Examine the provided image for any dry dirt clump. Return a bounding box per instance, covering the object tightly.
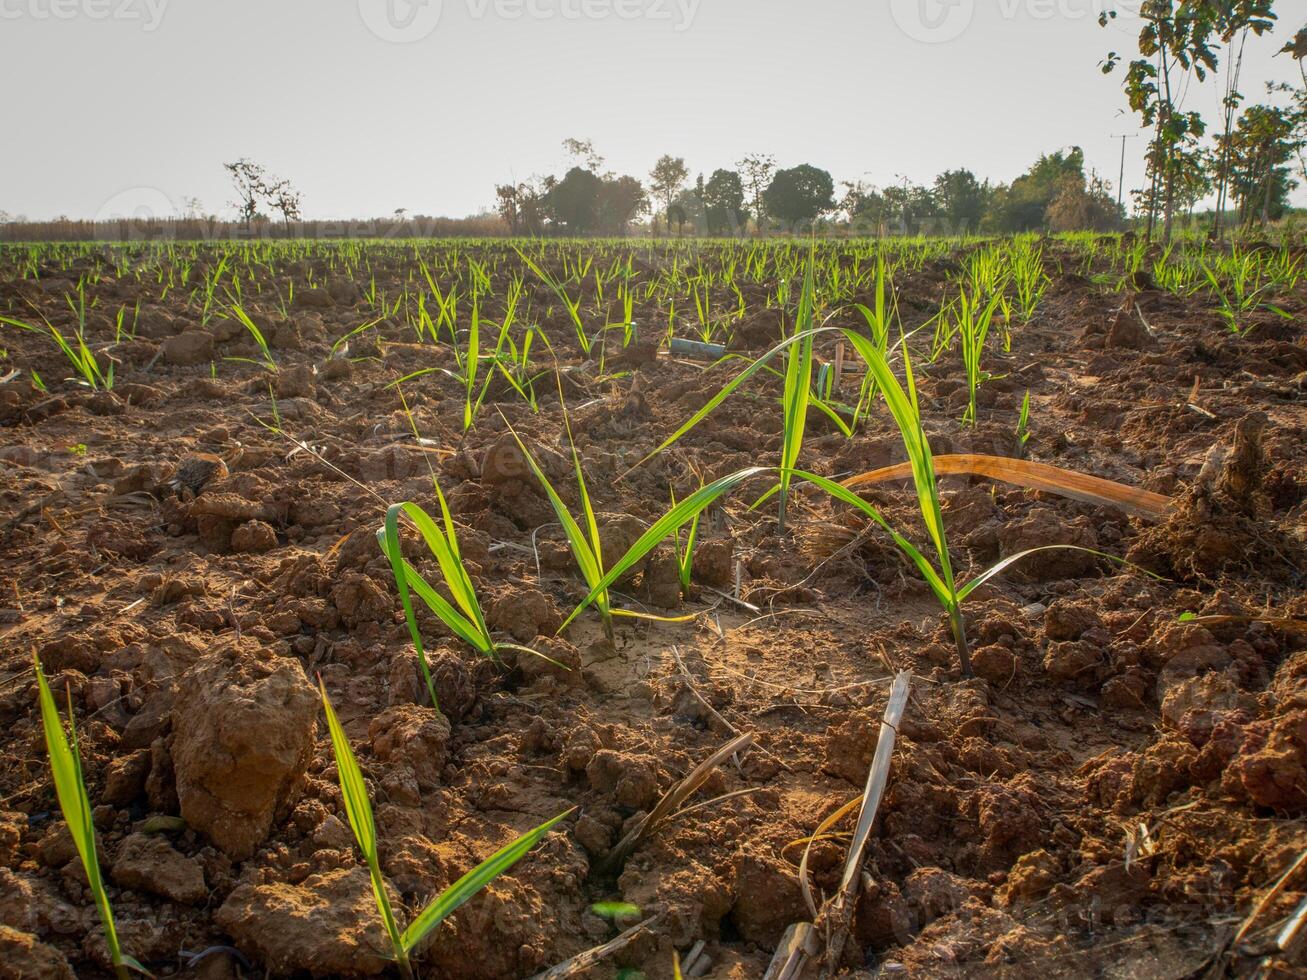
[216,866,392,976]
[0,925,75,979]
[169,644,318,859]
[1130,413,1306,583]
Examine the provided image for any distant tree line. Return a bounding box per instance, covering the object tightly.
[493,140,1127,237]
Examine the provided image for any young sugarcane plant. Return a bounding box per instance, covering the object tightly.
[378,478,549,714]
[628,321,1134,677]
[388,285,534,430]
[804,335,1141,678]
[504,392,693,643]
[1015,390,1033,456]
[517,248,594,355]
[848,249,895,428]
[776,249,817,532]
[320,681,572,980]
[559,466,773,633]
[1,312,112,391]
[956,285,1004,426]
[34,654,146,980]
[671,483,703,595]
[1010,241,1048,323]
[725,243,819,531]
[227,302,276,372]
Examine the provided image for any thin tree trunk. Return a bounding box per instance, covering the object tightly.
[1159,42,1177,245]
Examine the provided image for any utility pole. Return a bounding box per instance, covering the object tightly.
[1111,133,1140,216]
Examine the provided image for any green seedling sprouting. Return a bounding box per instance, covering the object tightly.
[379,483,549,712]
[320,681,571,980]
[35,654,148,980]
[506,388,693,642]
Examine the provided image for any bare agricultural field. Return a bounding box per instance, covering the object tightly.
[1,235,1305,979]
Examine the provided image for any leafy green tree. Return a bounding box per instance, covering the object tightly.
[1228,102,1304,225]
[880,180,938,235]
[1206,3,1279,238]
[649,155,689,235]
[542,167,604,233]
[539,168,649,235]
[1278,26,1307,188]
[764,164,835,229]
[984,149,1087,232]
[1101,1,1274,241]
[932,169,989,232]
[1046,171,1125,231]
[839,180,885,233]
[736,153,776,233]
[703,169,747,235]
[495,179,549,235]
[667,187,704,236]
[596,175,649,235]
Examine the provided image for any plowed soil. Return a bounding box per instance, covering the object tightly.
[1,240,1305,979]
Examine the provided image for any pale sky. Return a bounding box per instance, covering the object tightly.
[2,0,1304,221]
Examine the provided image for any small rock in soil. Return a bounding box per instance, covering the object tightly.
[369,703,451,792]
[728,846,806,946]
[0,925,75,980]
[230,519,277,553]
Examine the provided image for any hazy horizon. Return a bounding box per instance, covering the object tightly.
[3,0,1304,223]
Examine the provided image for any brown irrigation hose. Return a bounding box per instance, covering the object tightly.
[842,454,1174,521]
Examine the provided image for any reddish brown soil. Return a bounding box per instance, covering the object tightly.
[0,241,1305,979]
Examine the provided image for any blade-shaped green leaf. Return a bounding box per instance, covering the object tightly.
[400,807,574,954]
[34,654,130,977]
[320,682,408,967]
[559,466,771,632]
[955,545,1157,602]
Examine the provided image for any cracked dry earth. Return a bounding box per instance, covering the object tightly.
[0,239,1305,979]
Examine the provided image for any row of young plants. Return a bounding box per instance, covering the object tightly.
[3,231,1297,399]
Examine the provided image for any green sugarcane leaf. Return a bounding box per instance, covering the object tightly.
[956,545,1158,602]
[790,470,951,604]
[560,466,771,632]
[34,655,129,974]
[320,682,377,860]
[401,808,575,954]
[320,683,408,964]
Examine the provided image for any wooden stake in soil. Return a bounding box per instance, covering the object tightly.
[762,923,819,980]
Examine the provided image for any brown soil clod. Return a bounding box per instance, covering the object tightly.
[1130,412,1305,583]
